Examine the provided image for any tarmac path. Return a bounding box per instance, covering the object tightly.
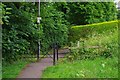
[17,48,70,78]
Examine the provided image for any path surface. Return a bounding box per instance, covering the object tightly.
[17,48,70,78]
[17,58,53,78]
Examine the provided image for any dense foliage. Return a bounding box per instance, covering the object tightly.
[40,3,68,53]
[2,2,68,63]
[42,20,118,78]
[56,2,117,25]
[68,20,118,60]
[1,2,117,63]
[1,2,118,78]
[2,3,39,63]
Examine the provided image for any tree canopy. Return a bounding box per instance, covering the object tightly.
[57,2,117,25]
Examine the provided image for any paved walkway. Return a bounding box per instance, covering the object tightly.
[17,57,53,78]
[17,48,70,78]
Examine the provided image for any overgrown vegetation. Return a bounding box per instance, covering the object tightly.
[68,20,118,60]
[42,20,118,78]
[2,2,117,63]
[1,1,118,78]
[2,3,40,63]
[2,2,68,63]
[68,27,118,60]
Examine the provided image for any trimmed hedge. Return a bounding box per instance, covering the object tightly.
[69,20,118,42]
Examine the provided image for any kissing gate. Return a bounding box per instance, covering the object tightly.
[53,42,59,65]
[37,0,59,65]
[37,42,59,65]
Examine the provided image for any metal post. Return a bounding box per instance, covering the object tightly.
[38,0,40,17]
[56,43,58,61]
[53,43,56,65]
[37,0,41,61]
[37,41,40,60]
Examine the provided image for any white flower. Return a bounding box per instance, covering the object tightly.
[102,63,105,67]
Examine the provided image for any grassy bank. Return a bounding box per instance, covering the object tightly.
[2,60,29,78]
[42,20,118,78]
[42,57,118,78]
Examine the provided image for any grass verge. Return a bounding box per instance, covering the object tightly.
[42,57,118,78]
[2,60,29,78]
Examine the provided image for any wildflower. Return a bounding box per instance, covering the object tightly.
[102,63,105,68]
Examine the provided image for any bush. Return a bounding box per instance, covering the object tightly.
[67,20,118,61]
[69,20,118,42]
[2,3,40,63]
[68,31,118,60]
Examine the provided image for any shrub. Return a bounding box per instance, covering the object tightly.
[67,20,118,60]
[69,20,118,42]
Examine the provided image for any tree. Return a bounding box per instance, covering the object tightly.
[2,2,68,63]
[57,2,117,25]
[40,3,68,53]
[2,2,40,63]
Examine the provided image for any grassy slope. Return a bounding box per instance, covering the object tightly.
[2,60,29,78]
[84,29,118,46]
[42,22,118,78]
[42,57,118,78]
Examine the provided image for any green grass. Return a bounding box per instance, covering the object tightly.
[42,21,118,78]
[42,32,118,78]
[42,57,118,78]
[84,29,118,46]
[2,60,29,78]
[42,29,118,78]
[2,54,44,78]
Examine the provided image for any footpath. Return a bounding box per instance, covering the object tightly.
[17,48,69,78]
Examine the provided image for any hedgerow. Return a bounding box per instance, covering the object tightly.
[69,20,118,42]
[68,20,118,60]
